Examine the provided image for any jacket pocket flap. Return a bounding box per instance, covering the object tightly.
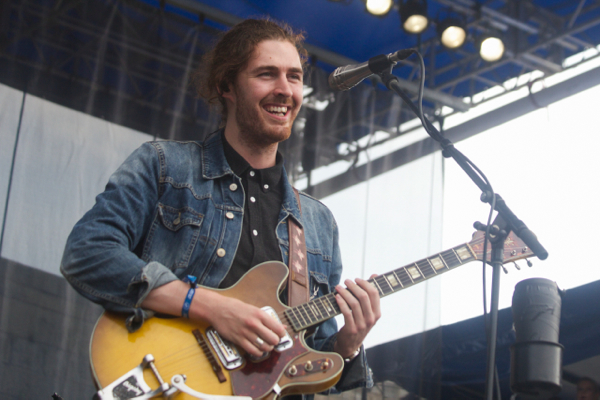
[158,204,203,231]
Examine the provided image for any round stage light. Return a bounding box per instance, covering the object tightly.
[400,0,429,34]
[364,0,393,16]
[480,36,505,62]
[437,18,466,49]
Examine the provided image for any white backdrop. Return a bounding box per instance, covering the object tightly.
[440,82,600,325]
[322,152,444,348]
[0,85,151,275]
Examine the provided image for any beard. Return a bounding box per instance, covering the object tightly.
[233,89,297,149]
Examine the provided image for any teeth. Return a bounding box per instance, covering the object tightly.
[265,106,288,114]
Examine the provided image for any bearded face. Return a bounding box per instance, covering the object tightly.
[223,40,304,149]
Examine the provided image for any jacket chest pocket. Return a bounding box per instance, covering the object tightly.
[142,203,204,272]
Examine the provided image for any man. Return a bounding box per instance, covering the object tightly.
[61,18,380,397]
[577,377,600,400]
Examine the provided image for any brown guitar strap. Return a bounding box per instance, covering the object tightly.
[287,188,309,307]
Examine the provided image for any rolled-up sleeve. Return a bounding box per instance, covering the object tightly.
[60,142,178,331]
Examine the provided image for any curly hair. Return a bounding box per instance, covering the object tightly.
[193,18,308,125]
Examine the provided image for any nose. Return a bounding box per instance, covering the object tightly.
[273,75,293,98]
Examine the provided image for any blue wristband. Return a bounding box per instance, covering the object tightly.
[181,275,197,319]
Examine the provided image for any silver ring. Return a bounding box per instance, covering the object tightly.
[256,337,264,346]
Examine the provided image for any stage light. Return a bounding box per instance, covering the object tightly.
[437,18,466,49]
[400,0,429,34]
[480,34,505,62]
[364,0,393,16]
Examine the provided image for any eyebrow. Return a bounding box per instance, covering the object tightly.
[252,65,304,75]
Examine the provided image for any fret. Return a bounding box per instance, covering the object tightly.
[302,303,316,325]
[313,297,330,319]
[404,266,416,283]
[313,298,335,320]
[323,295,337,315]
[396,268,413,286]
[425,258,438,275]
[450,248,463,265]
[430,255,449,272]
[443,249,461,268]
[287,308,301,331]
[407,263,424,281]
[390,271,404,289]
[381,274,395,294]
[309,301,324,320]
[455,244,475,262]
[416,262,427,278]
[372,278,384,296]
[296,304,309,327]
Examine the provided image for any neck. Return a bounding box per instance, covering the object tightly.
[224,126,279,170]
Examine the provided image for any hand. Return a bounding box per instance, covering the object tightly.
[141,281,287,358]
[333,274,381,358]
[196,289,287,357]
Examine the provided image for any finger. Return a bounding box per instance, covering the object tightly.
[334,290,356,328]
[342,280,371,325]
[240,337,269,357]
[356,278,381,318]
[252,335,275,352]
[335,285,360,329]
[256,311,287,344]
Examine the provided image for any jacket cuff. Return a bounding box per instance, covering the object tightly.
[125,261,179,332]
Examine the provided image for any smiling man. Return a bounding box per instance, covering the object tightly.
[61,19,379,398]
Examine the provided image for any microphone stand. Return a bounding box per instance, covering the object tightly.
[376,67,548,399]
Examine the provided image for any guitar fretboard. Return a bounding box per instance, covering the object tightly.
[284,242,476,332]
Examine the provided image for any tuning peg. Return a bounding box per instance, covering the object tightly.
[526,259,533,267]
[501,264,508,274]
[513,262,521,271]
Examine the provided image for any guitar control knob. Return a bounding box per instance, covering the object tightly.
[322,361,329,370]
[304,361,313,371]
[288,365,297,376]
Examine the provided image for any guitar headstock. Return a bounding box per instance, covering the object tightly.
[469,230,534,263]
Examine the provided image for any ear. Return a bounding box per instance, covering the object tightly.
[219,82,235,102]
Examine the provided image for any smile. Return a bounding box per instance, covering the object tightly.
[264,105,289,117]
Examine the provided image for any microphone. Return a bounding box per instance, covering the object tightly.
[328,49,414,91]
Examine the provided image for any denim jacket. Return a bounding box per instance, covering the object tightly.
[60,131,372,394]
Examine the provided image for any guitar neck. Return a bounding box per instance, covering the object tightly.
[284,242,477,332]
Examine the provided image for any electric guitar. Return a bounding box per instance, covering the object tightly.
[90,231,534,399]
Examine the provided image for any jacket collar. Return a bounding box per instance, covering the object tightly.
[201,129,233,180]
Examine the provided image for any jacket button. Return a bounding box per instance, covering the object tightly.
[216,248,226,257]
[229,183,238,191]
[226,212,234,220]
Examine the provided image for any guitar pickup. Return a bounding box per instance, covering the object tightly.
[206,328,243,370]
[261,306,293,352]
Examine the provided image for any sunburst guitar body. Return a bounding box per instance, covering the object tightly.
[90,261,343,400]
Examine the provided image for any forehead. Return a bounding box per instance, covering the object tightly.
[246,39,302,71]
